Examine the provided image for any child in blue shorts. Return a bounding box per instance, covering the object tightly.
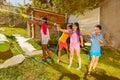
[83,25,104,75]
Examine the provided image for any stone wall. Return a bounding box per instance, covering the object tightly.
[100,0,120,49]
[0,16,25,26]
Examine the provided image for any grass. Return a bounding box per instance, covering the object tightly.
[0,42,10,52]
[0,26,27,61]
[0,25,28,37]
[0,47,120,80]
[0,25,42,61]
[0,26,28,61]
[0,26,120,80]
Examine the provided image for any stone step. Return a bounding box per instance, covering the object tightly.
[0,54,25,69]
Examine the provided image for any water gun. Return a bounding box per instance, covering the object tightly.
[21,13,31,19]
[53,23,57,29]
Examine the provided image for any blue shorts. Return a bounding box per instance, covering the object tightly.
[90,52,102,56]
[88,52,102,61]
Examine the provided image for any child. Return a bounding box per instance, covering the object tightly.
[57,22,84,70]
[24,16,52,62]
[82,25,104,75]
[57,23,72,63]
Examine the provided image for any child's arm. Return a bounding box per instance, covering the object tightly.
[21,14,40,26]
[81,28,91,36]
[82,30,92,36]
[94,35,104,44]
[57,24,69,33]
[59,29,69,33]
[25,19,40,26]
[80,35,84,47]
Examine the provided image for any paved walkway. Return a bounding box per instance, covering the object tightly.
[0,34,43,69]
[13,34,36,52]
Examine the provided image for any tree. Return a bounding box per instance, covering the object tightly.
[31,0,52,9]
[0,0,8,5]
[31,0,104,15]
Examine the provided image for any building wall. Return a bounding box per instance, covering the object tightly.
[68,8,100,32]
[78,8,100,32]
[100,0,120,49]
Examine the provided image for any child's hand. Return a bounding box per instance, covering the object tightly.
[80,42,84,47]
[56,24,61,31]
[94,35,98,39]
[94,35,103,43]
[54,23,57,26]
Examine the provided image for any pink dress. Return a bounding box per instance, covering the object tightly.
[69,30,82,51]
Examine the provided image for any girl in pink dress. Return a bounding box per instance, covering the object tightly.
[57,22,84,70]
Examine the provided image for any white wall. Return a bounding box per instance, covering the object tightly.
[68,8,100,32]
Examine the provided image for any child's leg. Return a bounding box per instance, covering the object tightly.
[42,45,47,61]
[57,49,62,63]
[88,56,95,72]
[46,47,52,58]
[68,43,74,68]
[69,49,74,65]
[44,44,52,58]
[93,56,99,70]
[42,39,51,58]
[64,44,69,59]
[66,48,69,59]
[75,49,81,66]
[57,41,63,63]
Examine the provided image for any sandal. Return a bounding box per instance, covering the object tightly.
[68,64,72,68]
[57,59,60,63]
[87,71,91,76]
[76,66,81,70]
[93,69,98,74]
[42,58,47,62]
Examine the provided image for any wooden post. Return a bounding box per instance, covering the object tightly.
[65,13,68,23]
[31,11,35,38]
[27,22,30,37]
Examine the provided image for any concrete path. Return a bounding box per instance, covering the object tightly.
[13,34,36,52]
[0,34,43,69]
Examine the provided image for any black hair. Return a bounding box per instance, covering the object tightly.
[42,16,47,24]
[67,24,72,29]
[73,22,80,36]
[95,25,102,30]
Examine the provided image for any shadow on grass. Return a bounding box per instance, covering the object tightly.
[59,60,68,65]
[49,63,80,80]
[84,68,120,80]
[100,47,120,69]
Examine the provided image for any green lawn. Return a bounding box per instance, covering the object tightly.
[0,26,27,61]
[0,42,10,52]
[0,26,41,61]
[0,25,28,37]
[0,26,120,80]
[0,47,120,80]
